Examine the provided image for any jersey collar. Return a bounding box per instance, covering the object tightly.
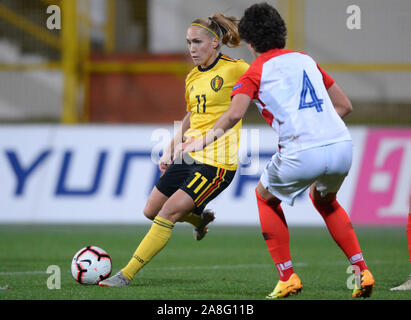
[197,53,222,72]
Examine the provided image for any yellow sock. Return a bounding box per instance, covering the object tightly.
[121,216,174,280]
[178,212,201,228]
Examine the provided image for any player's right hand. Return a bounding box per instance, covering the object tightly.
[158,152,173,172]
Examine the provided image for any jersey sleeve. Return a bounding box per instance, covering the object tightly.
[231,67,260,100]
[237,60,250,77]
[185,88,190,112]
[317,64,335,90]
[185,73,192,112]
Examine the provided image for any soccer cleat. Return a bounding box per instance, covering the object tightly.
[193,209,215,241]
[352,269,375,298]
[98,271,130,287]
[266,273,302,299]
[390,275,411,291]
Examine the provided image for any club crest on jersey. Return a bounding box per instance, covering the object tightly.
[210,75,224,92]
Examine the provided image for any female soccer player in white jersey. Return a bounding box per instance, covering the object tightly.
[99,13,249,287]
[177,3,375,299]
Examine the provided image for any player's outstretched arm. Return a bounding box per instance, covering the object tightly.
[175,94,251,157]
[328,83,353,118]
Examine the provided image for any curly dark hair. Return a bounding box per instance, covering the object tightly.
[238,3,287,53]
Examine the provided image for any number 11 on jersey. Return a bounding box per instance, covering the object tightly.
[196,94,206,113]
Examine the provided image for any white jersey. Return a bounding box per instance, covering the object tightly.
[232,49,351,153]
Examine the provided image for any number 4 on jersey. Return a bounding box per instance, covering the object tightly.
[299,70,323,112]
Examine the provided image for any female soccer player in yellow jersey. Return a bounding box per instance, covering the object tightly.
[99,13,249,287]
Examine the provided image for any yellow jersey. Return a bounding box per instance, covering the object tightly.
[184,53,249,170]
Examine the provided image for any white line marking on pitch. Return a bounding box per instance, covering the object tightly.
[0,271,46,276]
[149,262,307,272]
[0,260,389,276]
[0,263,307,276]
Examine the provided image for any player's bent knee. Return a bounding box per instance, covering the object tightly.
[310,191,339,216]
[143,205,157,221]
[157,206,187,224]
[309,185,336,203]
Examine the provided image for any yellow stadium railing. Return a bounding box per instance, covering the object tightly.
[104,0,116,53]
[61,0,79,124]
[0,0,115,124]
[0,0,410,124]
[0,2,61,50]
[86,61,191,76]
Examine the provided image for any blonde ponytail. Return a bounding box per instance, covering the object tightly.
[191,13,241,48]
[210,13,241,48]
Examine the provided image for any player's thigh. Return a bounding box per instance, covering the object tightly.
[261,149,324,206]
[256,181,281,206]
[157,189,196,223]
[144,186,169,220]
[155,158,193,199]
[312,141,352,199]
[181,165,235,214]
[158,164,235,223]
[311,175,344,202]
[149,157,194,219]
[309,184,336,202]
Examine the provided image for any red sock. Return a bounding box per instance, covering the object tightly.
[310,194,368,271]
[256,189,294,281]
[407,213,411,263]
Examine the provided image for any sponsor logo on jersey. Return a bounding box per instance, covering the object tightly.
[210,75,224,92]
[233,83,242,91]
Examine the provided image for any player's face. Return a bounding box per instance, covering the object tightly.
[186,26,219,68]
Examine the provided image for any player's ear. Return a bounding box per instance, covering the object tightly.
[212,37,219,50]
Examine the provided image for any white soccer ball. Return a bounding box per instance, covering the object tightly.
[71,246,112,285]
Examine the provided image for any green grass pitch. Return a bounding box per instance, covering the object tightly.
[0,224,409,300]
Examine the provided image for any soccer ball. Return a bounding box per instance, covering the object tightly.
[71,246,112,285]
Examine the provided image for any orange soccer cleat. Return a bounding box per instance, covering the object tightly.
[352,269,375,298]
[266,273,303,299]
